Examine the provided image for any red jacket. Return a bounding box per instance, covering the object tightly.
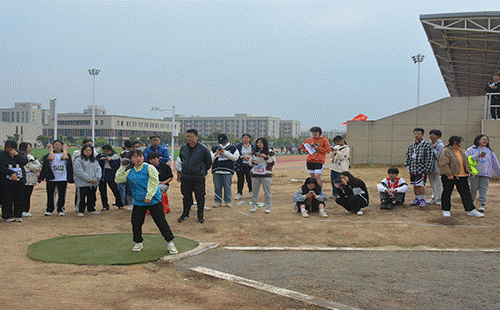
[300,136,331,164]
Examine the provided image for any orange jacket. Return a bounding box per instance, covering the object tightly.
[300,136,331,164]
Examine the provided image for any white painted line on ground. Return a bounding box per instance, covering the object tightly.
[189,266,360,310]
[310,218,500,228]
[224,246,500,252]
[159,242,219,263]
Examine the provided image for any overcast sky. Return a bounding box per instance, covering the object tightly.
[0,1,495,131]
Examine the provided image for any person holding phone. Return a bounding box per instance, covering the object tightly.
[465,134,500,212]
[292,177,328,218]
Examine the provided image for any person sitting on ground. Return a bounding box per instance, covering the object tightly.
[292,177,328,218]
[334,171,369,215]
[377,167,408,210]
[147,152,173,194]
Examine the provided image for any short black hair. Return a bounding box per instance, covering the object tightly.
[242,133,251,139]
[19,142,31,152]
[387,167,399,175]
[53,139,64,145]
[413,128,425,135]
[102,144,113,151]
[447,135,463,147]
[124,139,132,148]
[429,129,442,138]
[4,140,17,150]
[149,135,160,140]
[186,129,198,136]
[129,149,144,159]
[82,139,93,145]
[147,152,160,160]
[310,126,322,135]
[132,140,142,147]
[333,135,345,143]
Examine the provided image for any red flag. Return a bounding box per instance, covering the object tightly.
[342,114,368,125]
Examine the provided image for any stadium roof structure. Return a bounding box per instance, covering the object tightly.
[420,12,500,97]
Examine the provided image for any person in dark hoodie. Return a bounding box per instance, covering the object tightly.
[38,140,74,216]
[210,133,239,208]
[0,140,28,222]
[96,144,124,211]
[334,171,369,215]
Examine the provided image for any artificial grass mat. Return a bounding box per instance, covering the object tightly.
[27,234,199,265]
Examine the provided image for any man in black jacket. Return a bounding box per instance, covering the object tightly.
[175,129,212,223]
[96,144,123,211]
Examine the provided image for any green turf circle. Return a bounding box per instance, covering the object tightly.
[27,234,199,265]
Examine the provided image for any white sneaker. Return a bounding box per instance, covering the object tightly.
[427,197,437,204]
[213,203,222,208]
[265,207,271,213]
[250,205,258,213]
[225,203,232,208]
[167,242,178,254]
[477,205,485,212]
[436,200,442,206]
[2,218,15,222]
[356,210,363,215]
[127,205,133,211]
[15,218,22,222]
[44,212,55,216]
[58,212,65,216]
[319,209,328,218]
[301,209,309,218]
[204,206,211,211]
[442,211,451,217]
[22,212,32,217]
[234,193,242,200]
[467,209,484,218]
[90,211,101,215]
[76,213,84,217]
[132,243,143,252]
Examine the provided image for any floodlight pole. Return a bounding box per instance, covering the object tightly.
[151,106,176,168]
[53,98,57,141]
[411,54,425,107]
[88,68,100,144]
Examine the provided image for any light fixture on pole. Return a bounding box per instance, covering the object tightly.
[88,68,100,143]
[411,54,425,107]
[151,106,177,169]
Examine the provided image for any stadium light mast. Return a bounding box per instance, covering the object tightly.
[411,54,425,107]
[151,105,177,169]
[88,68,100,144]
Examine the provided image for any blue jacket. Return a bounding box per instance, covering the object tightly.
[144,145,170,163]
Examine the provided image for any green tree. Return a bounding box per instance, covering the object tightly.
[139,135,149,145]
[94,137,108,147]
[36,134,50,147]
[6,133,21,143]
[129,136,137,143]
[65,136,76,146]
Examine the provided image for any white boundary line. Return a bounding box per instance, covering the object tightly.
[189,266,360,310]
[309,218,500,228]
[224,246,500,252]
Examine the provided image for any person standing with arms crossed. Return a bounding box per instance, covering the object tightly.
[405,128,433,208]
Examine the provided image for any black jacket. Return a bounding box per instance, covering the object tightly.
[96,152,121,182]
[39,153,74,183]
[338,178,369,205]
[155,161,173,182]
[0,150,28,184]
[178,143,212,180]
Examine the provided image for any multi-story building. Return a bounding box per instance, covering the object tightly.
[177,114,300,138]
[279,120,301,138]
[0,102,48,144]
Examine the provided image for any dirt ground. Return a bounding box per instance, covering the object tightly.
[1,156,499,309]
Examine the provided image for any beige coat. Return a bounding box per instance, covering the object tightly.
[437,146,471,177]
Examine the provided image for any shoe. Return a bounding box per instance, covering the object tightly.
[356,210,363,215]
[132,243,143,252]
[44,212,55,216]
[198,217,206,223]
[410,199,420,206]
[477,205,485,212]
[76,213,84,217]
[319,209,328,218]
[213,203,222,208]
[265,207,271,213]
[225,203,232,208]
[248,192,252,197]
[301,209,309,218]
[178,215,190,223]
[22,212,32,217]
[442,211,451,217]
[89,211,101,215]
[427,197,437,204]
[234,193,242,200]
[250,205,258,213]
[387,202,395,210]
[380,201,390,210]
[467,209,484,218]
[204,206,211,211]
[15,218,22,222]
[127,205,133,211]
[2,218,15,222]
[117,206,124,210]
[436,200,442,206]
[101,207,110,211]
[419,200,427,208]
[167,242,178,254]
[58,212,65,216]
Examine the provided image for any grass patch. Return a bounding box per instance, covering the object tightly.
[27,233,198,265]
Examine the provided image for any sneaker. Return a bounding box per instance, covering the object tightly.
[167,242,178,254]
[89,211,101,215]
[132,243,143,252]
[178,215,190,223]
[15,218,22,222]
[117,206,124,210]
[58,212,65,216]
[126,205,133,211]
[477,205,485,212]
[44,212,55,216]
[213,203,222,208]
[410,199,420,206]
[380,201,390,210]
[436,200,442,206]
[198,217,206,224]
[301,209,309,218]
[387,202,395,210]
[250,205,258,213]
[101,207,110,211]
[2,218,15,222]
[22,212,32,217]
[265,207,271,213]
[419,200,427,208]
[234,193,242,200]
[467,209,484,218]
[76,213,84,217]
[442,211,451,217]
[204,206,211,211]
[225,203,232,208]
[356,210,363,215]
[319,209,328,218]
[427,197,437,205]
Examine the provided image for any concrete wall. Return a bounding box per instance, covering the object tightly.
[347,96,485,165]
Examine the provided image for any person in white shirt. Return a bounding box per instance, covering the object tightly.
[377,167,408,210]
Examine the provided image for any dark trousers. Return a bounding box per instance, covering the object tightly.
[46,181,67,213]
[441,175,474,212]
[99,181,123,208]
[181,178,206,219]
[380,192,405,205]
[330,170,341,195]
[77,186,97,213]
[335,195,368,213]
[22,185,35,212]
[1,183,24,219]
[131,202,174,243]
[491,101,500,119]
[296,200,324,212]
[236,165,252,194]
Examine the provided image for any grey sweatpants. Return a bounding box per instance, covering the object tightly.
[469,175,490,206]
[251,177,272,208]
[428,172,443,201]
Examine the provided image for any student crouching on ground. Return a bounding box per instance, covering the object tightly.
[334,171,369,215]
[292,177,328,218]
[115,149,178,253]
[377,167,408,210]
